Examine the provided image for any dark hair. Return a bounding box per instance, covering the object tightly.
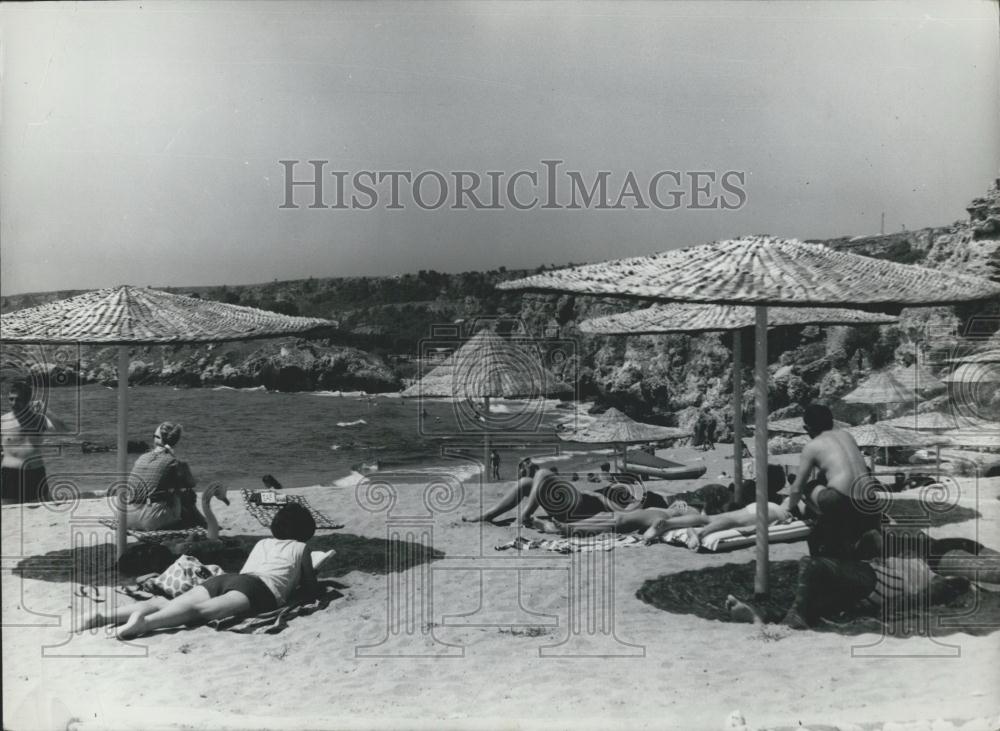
[803,403,834,433]
[270,503,316,541]
[600,462,611,472]
[8,380,32,399]
[529,463,541,477]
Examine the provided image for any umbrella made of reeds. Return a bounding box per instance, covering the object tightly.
[891,356,945,393]
[557,406,687,471]
[946,349,1000,364]
[580,302,895,489]
[845,422,949,472]
[499,235,1000,594]
[882,410,958,432]
[766,416,851,434]
[942,362,1000,384]
[0,286,334,556]
[842,370,919,408]
[401,328,571,479]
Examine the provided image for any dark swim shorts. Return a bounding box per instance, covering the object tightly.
[1,465,50,503]
[200,573,278,614]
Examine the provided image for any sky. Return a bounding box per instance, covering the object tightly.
[1,0,998,295]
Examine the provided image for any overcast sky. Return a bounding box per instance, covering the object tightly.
[1,0,997,295]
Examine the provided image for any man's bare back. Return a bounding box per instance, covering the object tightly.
[799,429,871,501]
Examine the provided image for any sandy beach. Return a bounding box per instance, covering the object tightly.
[3,444,998,731]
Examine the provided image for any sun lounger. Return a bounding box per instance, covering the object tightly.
[624,450,708,480]
[97,519,208,544]
[240,489,344,530]
[660,520,811,552]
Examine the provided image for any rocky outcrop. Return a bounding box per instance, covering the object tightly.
[67,340,400,393]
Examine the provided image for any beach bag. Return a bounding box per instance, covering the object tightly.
[150,554,225,599]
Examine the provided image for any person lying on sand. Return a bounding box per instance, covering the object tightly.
[463,465,633,529]
[552,492,792,546]
[725,536,1000,629]
[80,503,320,640]
[547,470,786,544]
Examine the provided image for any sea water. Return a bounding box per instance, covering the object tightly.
[36,385,604,495]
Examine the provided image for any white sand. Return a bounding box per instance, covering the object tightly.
[3,444,999,731]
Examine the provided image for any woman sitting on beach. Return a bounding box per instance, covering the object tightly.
[125,422,204,531]
[83,503,319,639]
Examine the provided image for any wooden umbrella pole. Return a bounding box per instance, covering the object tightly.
[732,331,743,492]
[116,346,129,558]
[754,306,769,596]
[483,396,491,483]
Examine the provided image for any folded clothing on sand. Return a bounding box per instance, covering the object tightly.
[660,520,811,552]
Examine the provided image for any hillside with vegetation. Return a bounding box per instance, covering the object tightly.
[3,181,998,426]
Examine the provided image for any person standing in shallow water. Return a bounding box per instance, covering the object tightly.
[1,380,68,504]
[490,449,501,481]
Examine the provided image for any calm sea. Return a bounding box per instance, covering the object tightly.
[35,385,600,495]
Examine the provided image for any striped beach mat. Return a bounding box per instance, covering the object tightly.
[661,520,811,552]
[494,534,647,553]
[97,519,208,544]
[240,489,344,530]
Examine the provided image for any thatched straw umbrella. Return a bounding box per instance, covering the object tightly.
[766,416,850,434]
[580,303,894,489]
[499,235,1000,594]
[845,422,948,471]
[942,362,1000,384]
[842,371,921,466]
[843,370,918,409]
[401,328,571,479]
[0,286,334,556]
[882,410,958,432]
[556,406,686,472]
[946,349,1000,364]
[891,356,945,393]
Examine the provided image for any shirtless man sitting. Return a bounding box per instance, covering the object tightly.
[786,403,882,559]
[1,380,68,504]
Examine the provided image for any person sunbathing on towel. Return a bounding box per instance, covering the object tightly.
[555,491,791,546]
[549,470,786,544]
[463,465,633,529]
[80,503,321,639]
[725,536,1000,629]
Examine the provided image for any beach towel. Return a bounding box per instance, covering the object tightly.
[98,518,208,544]
[241,489,344,530]
[207,583,342,634]
[494,534,647,554]
[660,520,811,552]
